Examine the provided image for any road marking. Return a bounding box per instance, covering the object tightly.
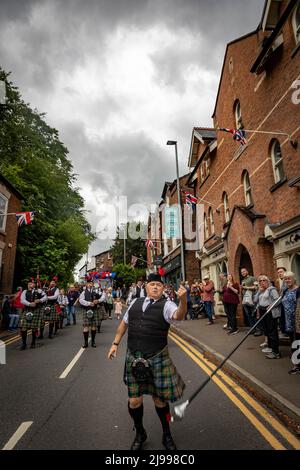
[169,333,286,450]
[3,323,50,346]
[59,339,91,379]
[2,421,33,450]
[170,332,300,450]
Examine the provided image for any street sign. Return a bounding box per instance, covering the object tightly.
[165,205,180,238]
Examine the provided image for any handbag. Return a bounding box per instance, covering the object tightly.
[242,289,254,306]
[131,357,152,382]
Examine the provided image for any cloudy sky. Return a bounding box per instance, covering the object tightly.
[0,0,264,272]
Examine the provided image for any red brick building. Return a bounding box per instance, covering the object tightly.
[0,173,23,296]
[187,0,300,315]
[95,250,113,273]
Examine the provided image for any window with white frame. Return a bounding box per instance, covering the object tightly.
[243,171,253,207]
[234,100,243,129]
[204,213,209,240]
[223,192,230,223]
[0,194,8,231]
[205,157,210,177]
[292,1,300,44]
[271,139,285,183]
[209,208,215,234]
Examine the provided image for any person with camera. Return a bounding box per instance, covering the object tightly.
[107,273,187,451]
[79,281,106,348]
[20,281,47,350]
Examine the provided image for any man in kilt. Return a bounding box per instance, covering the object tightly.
[20,281,47,350]
[79,282,106,348]
[44,280,60,339]
[108,273,187,451]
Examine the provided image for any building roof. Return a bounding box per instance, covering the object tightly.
[188,127,216,168]
[95,249,111,258]
[0,173,24,201]
[250,0,297,74]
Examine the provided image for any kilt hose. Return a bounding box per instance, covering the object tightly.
[124,347,185,403]
[82,306,105,328]
[20,308,43,330]
[43,304,59,322]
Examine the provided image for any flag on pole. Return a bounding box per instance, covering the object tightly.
[145,239,154,248]
[185,192,198,208]
[219,128,247,146]
[131,255,138,267]
[15,211,36,226]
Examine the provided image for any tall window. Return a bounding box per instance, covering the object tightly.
[234,99,243,129]
[0,194,8,231]
[223,192,230,223]
[243,171,253,207]
[209,207,215,234]
[271,139,285,183]
[204,213,209,240]
[292,1,300,44]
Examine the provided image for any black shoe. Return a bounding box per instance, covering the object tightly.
[38,335,44,340]
[20,345,27,351]
[162,433,177,450]
[92,342,96,348]
[30,344,36,349]
[82,343,88,348]
[48,335,54,339]
[253,330,263,337]
[130,429,147,450]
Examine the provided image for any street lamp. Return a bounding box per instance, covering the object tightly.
[166,140,185,282]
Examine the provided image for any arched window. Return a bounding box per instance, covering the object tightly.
[208,207,215,234]
[223,192,230,223]
[270,139,285,183]
[292,1,300,44]
[204,213,209,239]
[234,99,243,129]
[243,171,253,207]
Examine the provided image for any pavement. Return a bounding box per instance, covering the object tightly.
[170,314,300,435]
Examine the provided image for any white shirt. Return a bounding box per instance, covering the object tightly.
[47,287,59,301]
[123,297,181,325]
[79,290,106,307]
[21,289,47,307]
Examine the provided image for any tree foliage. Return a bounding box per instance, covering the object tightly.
[113,263,146,287]
[110,222,147,267]
[0,69,94,285]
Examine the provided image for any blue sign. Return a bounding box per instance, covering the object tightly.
[165,206,180,238]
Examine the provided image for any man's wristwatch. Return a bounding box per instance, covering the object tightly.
[113,342,119,346]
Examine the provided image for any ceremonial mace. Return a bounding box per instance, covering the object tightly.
[171,296,282,421]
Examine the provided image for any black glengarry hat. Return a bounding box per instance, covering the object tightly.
[146,273,163,284]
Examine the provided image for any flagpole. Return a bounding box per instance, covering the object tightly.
[218,128,297,146]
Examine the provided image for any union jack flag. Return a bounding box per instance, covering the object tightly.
[131,255,138,267]
[15,211,36,226]
[145,239,154,248]
[219,128,247,146]
[185,192,198,208]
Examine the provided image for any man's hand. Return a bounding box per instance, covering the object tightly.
[176,285,187,301]
[108,344,118,359]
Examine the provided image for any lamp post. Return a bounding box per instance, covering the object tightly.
[123,223,126,265]
[166,140,185,282]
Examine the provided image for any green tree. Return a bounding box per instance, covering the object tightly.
[113,263,146,287]
[0,68,94,285]
[110,222,147,267]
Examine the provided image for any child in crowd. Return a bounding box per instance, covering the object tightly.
[114,297,122,320]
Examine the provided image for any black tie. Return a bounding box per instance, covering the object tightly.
[145,299,154,311]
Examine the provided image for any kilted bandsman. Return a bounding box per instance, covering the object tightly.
[45,280,60,339]
[79,282,106,348]
[108,273,187,451]
[20,281,47,350]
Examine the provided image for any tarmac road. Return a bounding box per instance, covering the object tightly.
[0,314,298,451]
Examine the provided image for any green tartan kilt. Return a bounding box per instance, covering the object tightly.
[82,307,103,328]
[43,304,59,322]
[124,347,185,403]
[20,309,43,330]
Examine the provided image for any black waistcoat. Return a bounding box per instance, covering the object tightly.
[47,287,57,304]
[25,289,42,307]
[84,289,98,309]
[127,297,169,356]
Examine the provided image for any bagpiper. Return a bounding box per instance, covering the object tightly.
[20,281,47,350]
[79,282,106,348]
[44,280,60,339]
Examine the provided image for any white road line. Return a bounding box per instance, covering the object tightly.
[2,421,33,450]
[59,339,91,379]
